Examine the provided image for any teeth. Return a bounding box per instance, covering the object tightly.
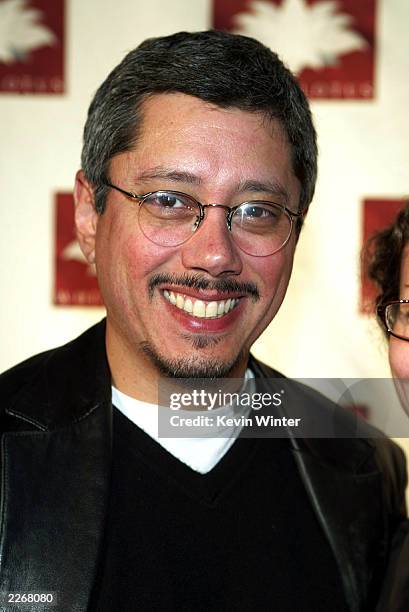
[163,291,238,318]
[206,301,218,318]
[184,298,193,313]
[193,299,206,318]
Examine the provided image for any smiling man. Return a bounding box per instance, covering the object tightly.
[0,31,406,612]
[76,92,300,397]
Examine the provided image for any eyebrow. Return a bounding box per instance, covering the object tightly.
[137,166,202,185]
[135,166,289,203]
[237,179,289,204]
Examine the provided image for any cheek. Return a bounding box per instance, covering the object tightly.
[389,337,409,415]
[94,217,152,306]
[389,337,409,378]
[97,211,170,278]
[254,248,294,303]
[122,233,181,280]
[121,235,155,281]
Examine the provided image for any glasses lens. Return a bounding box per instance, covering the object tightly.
[386,303,409,340]
[231,202,292,256]
[138,191,200,246]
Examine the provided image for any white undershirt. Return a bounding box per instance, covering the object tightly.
[112,369,255,474]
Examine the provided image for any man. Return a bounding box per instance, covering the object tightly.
[0,30,406,611]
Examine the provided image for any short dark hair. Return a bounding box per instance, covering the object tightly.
[81,30,317,218]
[365,203,409,330]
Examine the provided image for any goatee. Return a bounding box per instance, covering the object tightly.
[140,340,246,379]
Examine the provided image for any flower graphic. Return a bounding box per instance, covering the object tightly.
[0,0,56,64]
[233,0,368,73]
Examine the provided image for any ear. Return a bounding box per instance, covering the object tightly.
[74,170,99,264]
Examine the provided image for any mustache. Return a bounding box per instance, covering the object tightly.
[148,273,260,302]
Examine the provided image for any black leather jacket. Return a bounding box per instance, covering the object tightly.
[0,320,406,611]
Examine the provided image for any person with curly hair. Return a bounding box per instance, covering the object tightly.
[366,202,409,380]
[365,202,409,611]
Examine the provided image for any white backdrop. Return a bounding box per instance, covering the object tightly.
[1,0,409,461]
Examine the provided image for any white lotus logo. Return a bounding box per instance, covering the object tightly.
[233,0,368,73]
[0,0,56,64]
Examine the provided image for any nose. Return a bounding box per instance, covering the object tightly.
[181,206,243,277]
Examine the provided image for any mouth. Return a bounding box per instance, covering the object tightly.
[163,289,240,319]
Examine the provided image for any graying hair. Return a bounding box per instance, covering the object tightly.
[81,30,318,217]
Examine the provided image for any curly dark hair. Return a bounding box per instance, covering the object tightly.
[365,202,409,330]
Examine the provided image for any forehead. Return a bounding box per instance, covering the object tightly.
[110,92,299,204]
[136,92,288,153]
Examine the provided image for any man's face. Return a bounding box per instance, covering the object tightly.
[78,93,301,380]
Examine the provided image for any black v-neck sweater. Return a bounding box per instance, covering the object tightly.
[91,408,347,611]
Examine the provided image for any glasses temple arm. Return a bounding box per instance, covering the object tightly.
[104,181,139,200]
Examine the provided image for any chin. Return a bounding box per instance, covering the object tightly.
[140,340,246,379]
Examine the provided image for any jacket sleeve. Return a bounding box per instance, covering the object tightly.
[375,440,409,611]
[376,520,409,611]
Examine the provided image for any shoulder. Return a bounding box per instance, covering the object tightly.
[0,348,55,409]
[0,320,108,428]
[249,354,407,494]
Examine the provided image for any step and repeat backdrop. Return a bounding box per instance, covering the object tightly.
[1,0,409,447]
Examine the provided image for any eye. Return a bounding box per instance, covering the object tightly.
[143,191,198,220]
[397,306,409,323]
[242,204,278,219]
[234,202,282,225]
[154,193,187,209]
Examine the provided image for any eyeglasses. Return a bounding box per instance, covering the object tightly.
[103,181,302,257]
[378,300,409,342]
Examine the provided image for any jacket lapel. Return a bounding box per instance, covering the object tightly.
[0,320,112,612]
[249,356,386,611]
[0,404,111,611]
[291,441,384,612]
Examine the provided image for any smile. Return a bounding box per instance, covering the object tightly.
[163,290,240,319]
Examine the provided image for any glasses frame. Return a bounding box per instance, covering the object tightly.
[378,299,409,342]
[103,181,303,255]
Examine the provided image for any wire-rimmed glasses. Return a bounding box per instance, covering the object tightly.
[104,181,302,257]
[378,300,409,342]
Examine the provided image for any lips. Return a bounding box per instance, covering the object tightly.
[163,289,239,319]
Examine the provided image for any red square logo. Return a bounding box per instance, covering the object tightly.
[361,198,405,314]
[54,193,103,306]
[0,0,64,94]
[212,0,376,99]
